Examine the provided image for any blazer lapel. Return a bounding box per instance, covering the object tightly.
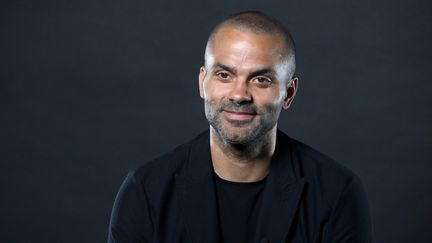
[176,131,221,243]
[255,131,306,243]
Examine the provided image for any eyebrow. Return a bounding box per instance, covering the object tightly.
[214,63,277,78]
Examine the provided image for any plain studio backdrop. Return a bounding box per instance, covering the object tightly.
[1,0,431,242]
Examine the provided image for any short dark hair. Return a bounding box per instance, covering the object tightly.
[205,11,296,78]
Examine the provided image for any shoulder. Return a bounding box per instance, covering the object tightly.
[278,130,354,176]
[277,130,363,204]
[277,132,372,240]
[108,132,209,242]
[129,130,209,188]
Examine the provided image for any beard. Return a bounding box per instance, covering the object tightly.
[204,99,281,145]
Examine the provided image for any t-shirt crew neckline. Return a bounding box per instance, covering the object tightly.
[214,171,267,243]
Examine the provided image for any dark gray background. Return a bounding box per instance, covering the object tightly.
[1,0,431,242]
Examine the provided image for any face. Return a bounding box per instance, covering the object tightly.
[199,27,298,144]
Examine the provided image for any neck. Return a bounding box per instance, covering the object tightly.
[210,126,277,182]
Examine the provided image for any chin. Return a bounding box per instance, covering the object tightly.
[217,127,262,145]
[222,135,252,145]
[209,116,275,145]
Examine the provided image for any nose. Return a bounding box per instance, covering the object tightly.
[228,81,252,104]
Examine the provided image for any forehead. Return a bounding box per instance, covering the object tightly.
[208,27,286,70]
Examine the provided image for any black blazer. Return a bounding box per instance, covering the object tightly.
[108,130,372,243]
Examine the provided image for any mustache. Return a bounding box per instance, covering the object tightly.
[219,101,258,114]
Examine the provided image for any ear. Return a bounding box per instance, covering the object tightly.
[199,66,206,99]
[282,76,298,110]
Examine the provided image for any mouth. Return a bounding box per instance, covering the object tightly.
[222,110,257,121]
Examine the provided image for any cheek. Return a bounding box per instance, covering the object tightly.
[256,89,285,106]
[272,87,288,106]
[204,81,227,100]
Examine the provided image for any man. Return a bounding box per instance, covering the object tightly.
[108,11,372,243]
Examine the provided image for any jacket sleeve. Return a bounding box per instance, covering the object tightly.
[107,171,153,243]
[322,175,373,243]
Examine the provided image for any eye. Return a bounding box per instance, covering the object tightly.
[251,76,272,87]
[216,71,232,82]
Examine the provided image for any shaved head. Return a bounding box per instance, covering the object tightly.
[205,11,296,79]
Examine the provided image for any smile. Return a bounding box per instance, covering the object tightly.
[223,110,256,121]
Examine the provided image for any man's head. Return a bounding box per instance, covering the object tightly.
[205,11,296,79]
[199,11,298,145]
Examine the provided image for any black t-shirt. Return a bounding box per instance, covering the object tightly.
[214,172,267,243]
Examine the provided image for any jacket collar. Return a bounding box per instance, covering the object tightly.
[255,130,306,242]
[176,130,305,242]
[175,131,221,243]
